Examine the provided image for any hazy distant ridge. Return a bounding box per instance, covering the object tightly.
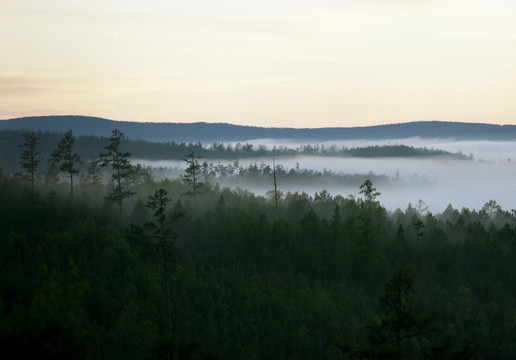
[1,115,515,142]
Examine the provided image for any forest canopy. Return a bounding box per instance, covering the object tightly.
[0,129,513,359]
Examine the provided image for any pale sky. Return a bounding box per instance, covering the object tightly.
[1,0,515,127]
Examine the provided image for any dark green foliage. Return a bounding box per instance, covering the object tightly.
[99,129,135,220]
[18,129,41,192]
[141,189,182,338]
[359,179,381,203]
[0,172,515,359]
[336,268,478,360]
[368,268,436,358]
[50,130,81,197]
[183,151,203,202]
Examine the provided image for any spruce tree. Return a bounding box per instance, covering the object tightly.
[50,130,81,198]
[19,129,41,193]
[99,129,134,221]
[183,151,203,202]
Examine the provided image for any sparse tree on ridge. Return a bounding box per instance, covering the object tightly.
[272,157,279,212]
[50,130,81,198]
[359,179,381,203]
[480,200,501,219]
[99,129,134,221]
[19,129,41,193]
[358,179,381,278]
[266,158,283,215]
[183,151,203,202]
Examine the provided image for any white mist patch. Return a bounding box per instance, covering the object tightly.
[134,155,516,214]
[227,138,516,162]
[272,156,516,213]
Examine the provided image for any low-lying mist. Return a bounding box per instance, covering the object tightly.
[135,149,516,214]
[228,137,516,162]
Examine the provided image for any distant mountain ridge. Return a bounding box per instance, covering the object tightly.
[1,115,516,142]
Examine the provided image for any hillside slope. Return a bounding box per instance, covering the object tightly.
[1,115,515,142]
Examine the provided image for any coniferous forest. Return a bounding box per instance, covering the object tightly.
[2,129,516,359]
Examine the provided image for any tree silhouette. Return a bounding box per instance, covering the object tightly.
[50,130,81,198]
[144,189,179,338]
[412,216,425,255]
[183,151,203,202]
[19,129,41,193]
[99,129,134,221]
[129,189,185,360]
[336,268,478,360]
[358,179,381,278]
[359,179,381,203]
[368,268,435,359]
[272,157,281,214]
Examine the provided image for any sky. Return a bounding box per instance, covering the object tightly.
[1,0,516,128]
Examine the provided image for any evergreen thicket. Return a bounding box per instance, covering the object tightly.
[1,171,515,359]
[1,130,514,359]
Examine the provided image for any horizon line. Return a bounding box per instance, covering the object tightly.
[1,114,514,130]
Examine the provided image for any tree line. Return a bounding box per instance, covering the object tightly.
[0,129,469,172]
[14,129,431,203]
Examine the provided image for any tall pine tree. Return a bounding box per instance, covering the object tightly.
[99,129,134,222]
[50,130,81,198]
[183,151,203,203]
[19,130,41,193]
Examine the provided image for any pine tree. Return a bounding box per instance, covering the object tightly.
[358,179,381,278]
[144,189,178,338]
[19,130,41,193]
[359,179,381,203]
[336,268,478,360]
[183,151,203,202]
[129,189,183,343]
[50,130,81,198]
[99,129,134,221]
[272,157,280,213]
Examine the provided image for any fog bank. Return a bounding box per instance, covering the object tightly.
[135,153,516,214]
[228,138,516,162]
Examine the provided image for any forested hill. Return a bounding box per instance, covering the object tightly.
[0,129,467,174]
[1,115,516,142]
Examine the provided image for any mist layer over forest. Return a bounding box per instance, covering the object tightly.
[135,138,516,214]
[233,137,516,162]
[1,127,513,213]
